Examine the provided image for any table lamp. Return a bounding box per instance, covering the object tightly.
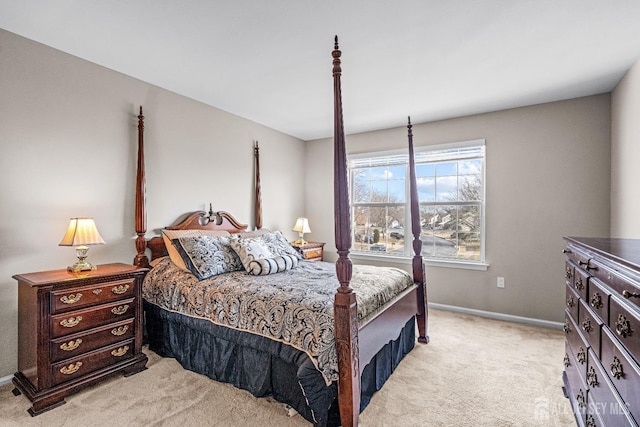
[59,218,106,272]
[293,217,311,245]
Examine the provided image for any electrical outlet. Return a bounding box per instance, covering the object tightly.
[497,277,505,288]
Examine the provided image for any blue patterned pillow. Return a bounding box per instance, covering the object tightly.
[171,235,243,280]
[246,254,299,275]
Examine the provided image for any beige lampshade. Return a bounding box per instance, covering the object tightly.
[292,218,311,234]
[59,218,106,247]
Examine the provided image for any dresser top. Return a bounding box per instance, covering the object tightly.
[13,263,147,287]
[565,237,640,271]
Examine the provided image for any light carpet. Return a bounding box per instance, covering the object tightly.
[0,309,575,426]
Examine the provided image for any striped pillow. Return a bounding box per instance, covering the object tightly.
[247,254,299,276]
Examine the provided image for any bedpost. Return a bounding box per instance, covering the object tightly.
[254,141,263,230]
[134,106,149,268]
[332,36,360,427]
[407,117,429,343]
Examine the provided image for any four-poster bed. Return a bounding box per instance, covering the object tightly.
[133,38,428,427]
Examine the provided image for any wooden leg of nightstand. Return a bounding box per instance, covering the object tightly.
[12,387,21,396]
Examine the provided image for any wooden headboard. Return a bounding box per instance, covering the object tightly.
[145,209,249,261]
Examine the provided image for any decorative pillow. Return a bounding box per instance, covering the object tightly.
[162,229,231,271]
[246,254,299,275]
[257,230,303,259]
[228,236,275,271]
[236,228,271,238]
[171,235,243,280]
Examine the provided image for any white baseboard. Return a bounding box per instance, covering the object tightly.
[0,374,13,387]
[428,302,564,330]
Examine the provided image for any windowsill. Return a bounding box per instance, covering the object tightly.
[350,252,489,271]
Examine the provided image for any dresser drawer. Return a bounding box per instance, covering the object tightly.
[601,327,640,419]
[588,278,611,326]
[565,310,589,382]
[574,265,591,301]
[565,342,589,425]
[589,258,640,313]
[586,347,637,426]
[567,284,580,322]
[609,295,640,363]
[50,318,135,362]
[50,278,135,314]
[51,339,135,386]
[51,298,135,338]
[579,299,603,357]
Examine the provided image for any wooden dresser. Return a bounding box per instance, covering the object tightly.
[563,237,640,426]
[12,263,148,416]
[291,241,325,261]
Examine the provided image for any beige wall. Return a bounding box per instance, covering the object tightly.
[0,30,305,379]
[306,95,611,323]
[611,58,640,238]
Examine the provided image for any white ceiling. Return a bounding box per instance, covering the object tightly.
[2,1,640,141]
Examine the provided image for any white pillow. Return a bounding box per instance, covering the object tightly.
[228,236,275,271]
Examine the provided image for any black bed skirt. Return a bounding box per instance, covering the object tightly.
[144,302,415,426]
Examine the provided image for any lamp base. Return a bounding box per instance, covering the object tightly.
[294,239,308,246]
[67,246,97,272]
[67,260,97,272]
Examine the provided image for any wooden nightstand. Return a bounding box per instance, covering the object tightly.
[291,241,325,261]
[12,263,148,416]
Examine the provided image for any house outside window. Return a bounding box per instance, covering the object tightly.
[349,139,486,267]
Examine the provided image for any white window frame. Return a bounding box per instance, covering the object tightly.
[348,139,488,270]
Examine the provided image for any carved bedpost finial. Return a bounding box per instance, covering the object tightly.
[332,35,342,74]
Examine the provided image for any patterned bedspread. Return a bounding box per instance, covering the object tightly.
[142,257,414,384]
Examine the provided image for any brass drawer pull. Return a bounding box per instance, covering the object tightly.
[563,320,571,334]
[577,347,586,365]
[622,289,640,299]
[60,316,82,328]
[586,414,596,427]
[563,353,570,368]
[566,295,575,309]
[111,305,129,315]
[610,356,624,379]
[579,259,596,271]
[60,339,83,351]
[590,292,603,309]
[615,313,632,338]
[111,345,129,357]
[575,277,584,291]
[60,362,83,375]
[565,267,572,280]
[577,389,586,408]
[111,325,129,336]
[60,293,82,304]
[587,366,599,388]
[111,284,130,295]
[93,289,103,295]
[582,318,592,333]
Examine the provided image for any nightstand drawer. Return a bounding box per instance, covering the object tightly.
[51,339,135,386]
[51,278,136,314]
[50,318,135,362]
[51,298,135,338]
[302,248,323,260]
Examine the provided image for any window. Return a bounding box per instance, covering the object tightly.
[349,140,486,266]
